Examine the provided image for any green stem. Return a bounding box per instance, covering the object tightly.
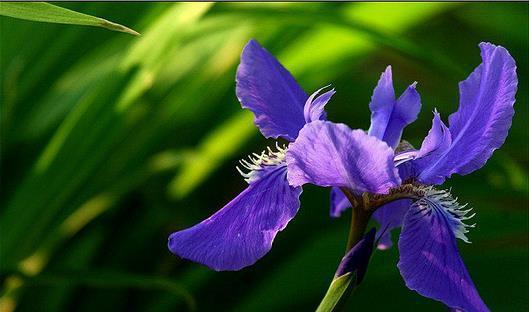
[317,184,424,312]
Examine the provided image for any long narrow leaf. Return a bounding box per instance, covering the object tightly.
[0,2,139,35]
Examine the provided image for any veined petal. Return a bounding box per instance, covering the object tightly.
[286,121,400,193]
[397,187,486,312]
[417,42,517,184]
[304,86,336,123]
[168,164,301,271]
[330,144,416,221]
[329,187,351,218]
[368,66,422,149]
[236,39,307,141]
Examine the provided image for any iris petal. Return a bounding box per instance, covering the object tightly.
[412,111,452,184]
[368,66,421,149]
[397,188,486,312]
[304,87,336,123]
[168,164,301,271]
[236,39,308,141]
[372,199,411,249]
[372,158,416,249]
[416,42,517,184]
[286,120,400,193]
[329,187,351,218]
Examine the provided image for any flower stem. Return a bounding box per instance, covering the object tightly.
[316,184,425,311]
[345,195,372,251]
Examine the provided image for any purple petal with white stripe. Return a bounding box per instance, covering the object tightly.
[236,39,308,141]
[417,42,517,184]
[286,121,401,193]
[168,165,301,271]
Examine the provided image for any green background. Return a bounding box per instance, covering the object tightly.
[1,3,527,311]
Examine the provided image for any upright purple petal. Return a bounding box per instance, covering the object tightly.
[417,111,452,159]
[382,84,421,148]
[168,165,301,271]
[417,43,517,184]
[368,66,422,149]
[286,121,400,193]
[304,87,336,123]
[397,188,487,312]
[236,39,308,141]
[330,187,351,218]
[412,111,452,183]
[368,66,395,140]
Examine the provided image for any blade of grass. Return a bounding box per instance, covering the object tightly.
[0,2,139,35]
[0,3,216,267]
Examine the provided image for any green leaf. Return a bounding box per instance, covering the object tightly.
[316,272,357,312]
[0,2,139,35]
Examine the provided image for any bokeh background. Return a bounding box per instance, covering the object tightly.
[1,2,527,311]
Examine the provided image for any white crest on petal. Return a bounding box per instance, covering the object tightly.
[412,186,475,243]
[236,143,287,184]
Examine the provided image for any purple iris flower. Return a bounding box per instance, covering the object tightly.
[168,39,336,271]
[168,39,517,312]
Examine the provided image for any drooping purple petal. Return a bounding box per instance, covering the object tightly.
[168,165,301,271]
[335,228,376,283]
[417,42,517,184]
[398,188,487,312]
[304,87,336,123]
[286,121,401,194]
[372,199,411,249]
[236,39,308,141]
[368,66,422,149]
[330,187,351,218]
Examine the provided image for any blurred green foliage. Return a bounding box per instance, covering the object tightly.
[0,3,527,311]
